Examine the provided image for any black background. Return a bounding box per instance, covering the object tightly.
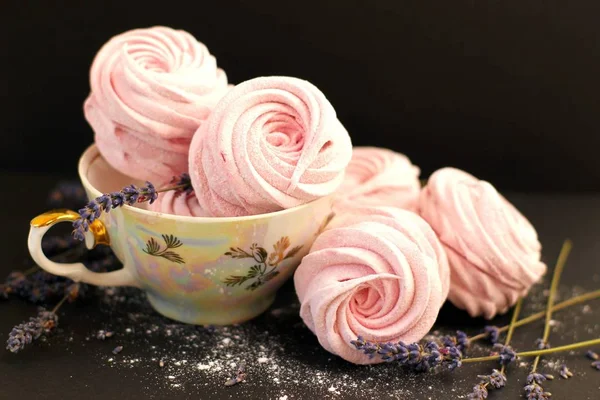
[1,0,600,190]
[1,3,600,399]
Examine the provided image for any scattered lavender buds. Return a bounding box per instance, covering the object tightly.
[483,325,500,344]
[112,345,123,355]
[560,364,573,379]
[6,310,58,353]
[535,338,550,350]
[96,330,114,340]
[585,350,599,360]
[224,363,246,387]
[351,336,462,372]
[592,361,600,371]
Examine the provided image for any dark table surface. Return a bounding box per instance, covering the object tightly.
[1,172,599,400]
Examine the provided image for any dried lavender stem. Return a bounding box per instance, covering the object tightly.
[504,297,523,347]
[469,289,600,343]
[499,297,523,374]
[51,291,70,314]
[22,266,39,276]
[157,184,188,193]
[532,239,572,373]
[463,338,600,363]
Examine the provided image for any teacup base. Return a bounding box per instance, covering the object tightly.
[146,293,277,325]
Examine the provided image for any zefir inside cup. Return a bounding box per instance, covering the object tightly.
[27,145,335,325]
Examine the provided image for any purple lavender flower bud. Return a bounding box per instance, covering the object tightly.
[441,335,456,348]
[350,335,366,349]
[586,350,599,361]
[484,325,500,344]
[394,342,409,364]
[447,346,463,370]
[469,383,488,400]
[122,185,139,205]
[350,336,365,350]
[488,369,507,389]
[378,343,399,362]
[559,364,573,379]
[171,172,193,194]
[456,330,470,352]
[524,383,543,396]
[142,182,158,204]
[527,373,547,384]
[497,345,517,366]
[110,192,125,208]
[96,194,112,212]
[407,343,422,365]
[535,338,550,350]
[592,361,600,371]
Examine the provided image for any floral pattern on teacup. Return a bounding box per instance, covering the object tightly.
[222,237,303,291]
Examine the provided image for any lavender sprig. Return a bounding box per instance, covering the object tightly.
[469,369,507,399]
[6,309,58,353]
[5,281,84,353]
[72,174,192,241]
[351,336,462,372]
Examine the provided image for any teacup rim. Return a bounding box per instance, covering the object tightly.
[78,144,334,223]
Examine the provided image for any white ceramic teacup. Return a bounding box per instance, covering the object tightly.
[28,145,334,325]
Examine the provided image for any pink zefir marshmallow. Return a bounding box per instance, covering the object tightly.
[84,26,230,183]
[188,76,353,217]
[333,147,421,213]
[148,190,208,217]
[419,167,547,319]
[294,207,449,364]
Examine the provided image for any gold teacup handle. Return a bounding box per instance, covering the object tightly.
[27,209,139,287]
